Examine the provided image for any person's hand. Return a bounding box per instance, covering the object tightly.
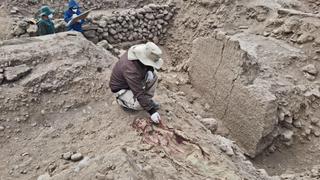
[146,71,154,83]
[150,112,161,123]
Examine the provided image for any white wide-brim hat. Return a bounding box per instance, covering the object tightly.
[127,42,163,69]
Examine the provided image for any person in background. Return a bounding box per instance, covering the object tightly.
[64,0,84,32]
[109,42,163,124]
[37,6,55,36]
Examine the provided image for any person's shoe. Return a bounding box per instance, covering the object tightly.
[151,100,160,110]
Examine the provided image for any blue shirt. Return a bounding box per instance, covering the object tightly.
[64,9,84,32]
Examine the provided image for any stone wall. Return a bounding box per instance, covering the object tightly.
[8,4,176,45]
[82,4,176,44]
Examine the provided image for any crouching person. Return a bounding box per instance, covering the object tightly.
[109,42,163,123]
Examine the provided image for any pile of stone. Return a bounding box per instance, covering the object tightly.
[83,4,176,44]
[10,20,31,38]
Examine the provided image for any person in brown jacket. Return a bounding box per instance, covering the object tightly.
[109,42,163,123]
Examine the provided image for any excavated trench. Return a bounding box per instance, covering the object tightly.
[2,0,320,178]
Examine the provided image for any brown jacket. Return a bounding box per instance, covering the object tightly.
[109,52,155,113]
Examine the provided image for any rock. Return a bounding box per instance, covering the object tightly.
[27,25,38,36]
[98,20,107,28]
[37,173,51,180]
[83,30,97,38]
[82,25,99,31]
[0,126,5,131]
[10,7,19,14]
[220,144,234,156]
[200,118,218,133]
[102,32,109,39]
[280,174,295,179]
[164,13,173,21]
[145,13,155,20]
[314,37,320,46]
[113,49,120,55]
[97,40,110,49]
[109,28,117,35]
[302,64,318,75]
[311,117,319,126]
[97,28,104,33]
[62,152,72,160]
[71,153,83,162]
[13,26,26,36]
[20,34,30,38]
[88,37,99,44]
[281,129,294,141]
[54,20,67,33]
[47,163,57,174]
[293,119,302,128]
[18,21,29,29]
[305,128,311,135]
[314,130,320,137]
[0,74,3,84]
[304,87,320,98]
[284,116,293,124]
[4,64,32,81]
[95,173,106,180]
[263,32,270,37]
[282,18,300,33]
[239,26,249,29]
[304,72,316,81]
[106,174,114,180]
[297,33,314,44]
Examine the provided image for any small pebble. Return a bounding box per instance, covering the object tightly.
[71,153,83,162]
[62,152,73,160]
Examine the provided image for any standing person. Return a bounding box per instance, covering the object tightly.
[64,0,84,32]
[109,42,163,124]
[37,6,55,36]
